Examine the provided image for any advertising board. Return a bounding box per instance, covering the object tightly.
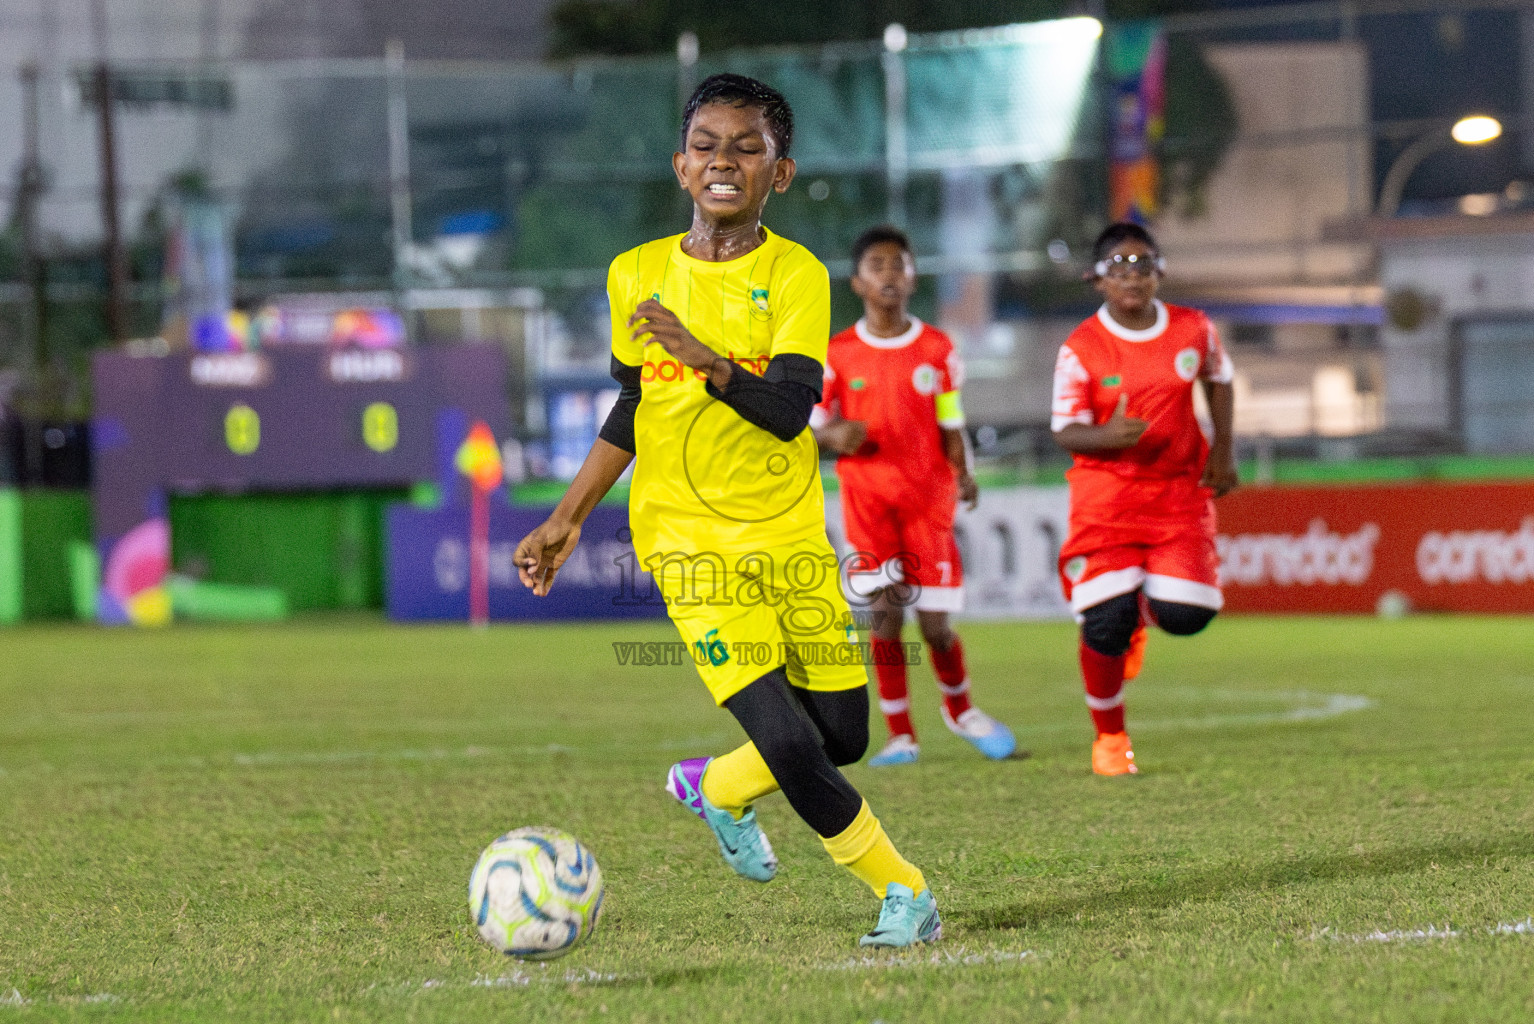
[1215,481,1534,614]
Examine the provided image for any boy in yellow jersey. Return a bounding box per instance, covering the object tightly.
[514,74,938,947]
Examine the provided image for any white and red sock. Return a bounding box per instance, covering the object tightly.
[928,637,974,720]
[871,636,914,740]
[1079,639,1127,736]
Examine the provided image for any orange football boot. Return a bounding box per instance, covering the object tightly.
[1092,731,1138,776]
[1123,623,1148,682]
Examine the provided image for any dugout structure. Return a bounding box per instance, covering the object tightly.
[91,345,509,625]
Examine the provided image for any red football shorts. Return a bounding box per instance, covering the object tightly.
[841,486,964,612]
[1058,474,1222,618]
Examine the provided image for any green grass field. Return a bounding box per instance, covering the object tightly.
[2,616,1532,1022]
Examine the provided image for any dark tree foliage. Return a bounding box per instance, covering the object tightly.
[548,0,1065,58]
[548,0,1239,219]
[1160,34,1238,219]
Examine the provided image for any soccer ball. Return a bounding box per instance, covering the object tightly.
[467,826,604,959]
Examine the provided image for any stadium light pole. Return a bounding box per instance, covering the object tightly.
[676,31,699,116]
[882,23,909,227]
[89,0,129,342]
[1376,115,1503,218]
[385,39,413,292]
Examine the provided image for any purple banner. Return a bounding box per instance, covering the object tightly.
[386,501,664,621]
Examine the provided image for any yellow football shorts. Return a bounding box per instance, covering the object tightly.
[651,534,868,705]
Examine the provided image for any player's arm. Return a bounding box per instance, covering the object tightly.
[630,298,820,441]
[1198,320,1238,496]
[516,264,642,596]
[934,349,977,508]
[514,356,637,597]
[515,439,633,596]
[809,361,867,455]
[1049,344,1146,453]
[1054,395,1148,452]
[813,415,867,455]
[941,428,978,510]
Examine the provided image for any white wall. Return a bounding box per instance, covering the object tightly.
[1154,41,1374,288]
[1379,226,1534,431]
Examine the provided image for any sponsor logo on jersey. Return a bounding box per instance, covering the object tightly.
[642,352,769,384]
[694,628,731,666]
[1174,348,1201,382]
[912,364,940,395]
[749,286,772,320]
[1102,374,1123,387]
[1064,556,1088,583]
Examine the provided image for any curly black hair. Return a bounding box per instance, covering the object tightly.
[680,73,794,158]
[851,224,912,269]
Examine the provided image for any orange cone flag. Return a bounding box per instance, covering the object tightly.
[454,421,504,492]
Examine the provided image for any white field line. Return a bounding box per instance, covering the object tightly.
[1312,918,1534,944]
[368,967,631,995]
[820,948,1036,971]
[370,948,1040,997]
[1013,689,1374,736]
[0,991,118,1010]
[1134,692,1375,733]
[1490,917,1534,935]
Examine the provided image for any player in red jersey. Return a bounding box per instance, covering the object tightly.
[812,225,1016,766]
[1052,222,1238,776]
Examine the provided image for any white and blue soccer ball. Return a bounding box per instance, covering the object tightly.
[468,826,604,959]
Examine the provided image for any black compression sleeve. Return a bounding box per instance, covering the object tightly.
[723,667,864,837]
[596,356,642,453]
[704,353,824,442]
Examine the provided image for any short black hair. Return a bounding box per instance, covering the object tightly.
[680,74,794,158]
[1092,221,1159,263]
[852,225,912,269]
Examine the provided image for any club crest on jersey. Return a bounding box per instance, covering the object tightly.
[912,364,940,395]
[749,286,772,321]
[1064,556,1088,583]
[1174,348,1201,382]
[1102,374,1123,387]
[850,377,867,391]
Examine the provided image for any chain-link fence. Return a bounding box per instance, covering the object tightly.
[3,2,1533,482]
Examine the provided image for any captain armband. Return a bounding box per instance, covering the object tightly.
[935,389,966,429]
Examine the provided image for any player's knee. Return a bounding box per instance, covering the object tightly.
[918,623,954,650]
[751,720,820,771]
[822,718,869,767]
[1147,598,1216,636]
[1080,591,1140,656]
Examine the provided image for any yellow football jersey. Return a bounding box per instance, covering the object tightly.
[607,229,831,564]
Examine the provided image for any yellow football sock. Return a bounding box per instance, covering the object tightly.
[820,800,927,899]
[699,742,779,819]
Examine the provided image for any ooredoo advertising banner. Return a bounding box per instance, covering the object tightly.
[1215,481,1534,614]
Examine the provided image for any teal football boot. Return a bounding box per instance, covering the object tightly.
[859,883,942,948]
[666,757,778,882]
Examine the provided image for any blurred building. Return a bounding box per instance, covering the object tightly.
[1156,39,1383,444]
[0,0,557,239]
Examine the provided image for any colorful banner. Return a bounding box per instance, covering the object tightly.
[1107,21,1166,223]
[1216,481,1534,614]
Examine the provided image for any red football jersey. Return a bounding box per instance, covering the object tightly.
[1053,300,1233,522]
[812,317,965,505]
